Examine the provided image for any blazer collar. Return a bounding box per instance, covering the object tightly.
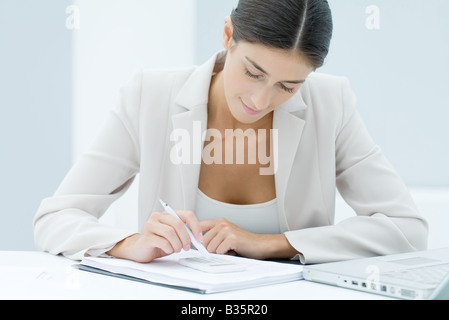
[174,51,223,111]
[174,50,308,113]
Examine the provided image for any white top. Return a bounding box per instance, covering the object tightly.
[195,189,281,234]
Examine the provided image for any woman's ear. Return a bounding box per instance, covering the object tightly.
[222,16,234,50]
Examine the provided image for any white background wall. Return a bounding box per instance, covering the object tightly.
[322,0,449,187]
[1,0,448,251]
[0,0,73,250]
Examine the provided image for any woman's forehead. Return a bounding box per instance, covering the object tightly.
[232,42,314,81]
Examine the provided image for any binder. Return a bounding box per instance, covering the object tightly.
[77,250,303,294]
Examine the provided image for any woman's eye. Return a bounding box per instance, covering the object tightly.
[280,83,295,94]
[245,70,263,80]
[245,69,296,94]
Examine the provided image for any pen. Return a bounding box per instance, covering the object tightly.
[159,199,210,257]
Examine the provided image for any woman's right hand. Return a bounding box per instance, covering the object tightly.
[107,210,203,263]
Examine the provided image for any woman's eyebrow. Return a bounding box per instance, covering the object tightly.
[244,56,305,84]
[245,56,270,75]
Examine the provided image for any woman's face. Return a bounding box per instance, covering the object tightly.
[222,41,314,125]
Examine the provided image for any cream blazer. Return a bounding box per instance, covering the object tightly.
[34,51,428,263]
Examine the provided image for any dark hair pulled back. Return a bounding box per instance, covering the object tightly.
[230,0,333,69]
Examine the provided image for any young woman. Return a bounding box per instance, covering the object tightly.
[34,0,428,264]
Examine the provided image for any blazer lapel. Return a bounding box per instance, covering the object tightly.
[171,106,207,210]
[171,52,220,210]
[273,93,307,231]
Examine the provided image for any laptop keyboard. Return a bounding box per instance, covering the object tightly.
[381,263,449,286]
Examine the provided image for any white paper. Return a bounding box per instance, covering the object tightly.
[81,250,303,293]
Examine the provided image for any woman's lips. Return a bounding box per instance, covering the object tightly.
[241,99,261,115]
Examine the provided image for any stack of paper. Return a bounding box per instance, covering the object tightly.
[78,250,303,294]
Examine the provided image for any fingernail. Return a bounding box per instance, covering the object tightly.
[197,232,203,242]
[184,244,191,251]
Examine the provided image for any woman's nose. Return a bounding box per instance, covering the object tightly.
[252,87,273,111]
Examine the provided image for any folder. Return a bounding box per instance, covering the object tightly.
[77,250,303,294]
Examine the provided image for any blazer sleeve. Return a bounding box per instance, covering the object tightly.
[33,72,143,261]
[285,77,428,264]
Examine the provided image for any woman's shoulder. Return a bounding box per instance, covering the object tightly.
[305,72,351,92]
[113,66,200,128]
[116,65,200,118]
[302,72,356,109]
[123,65,198,93]
[300,72,358,130]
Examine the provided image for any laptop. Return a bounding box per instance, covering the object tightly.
[302,247,449,300]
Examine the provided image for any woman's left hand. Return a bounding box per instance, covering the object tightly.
[199,218,298,260]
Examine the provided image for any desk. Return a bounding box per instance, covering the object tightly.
[0,251,390,300]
